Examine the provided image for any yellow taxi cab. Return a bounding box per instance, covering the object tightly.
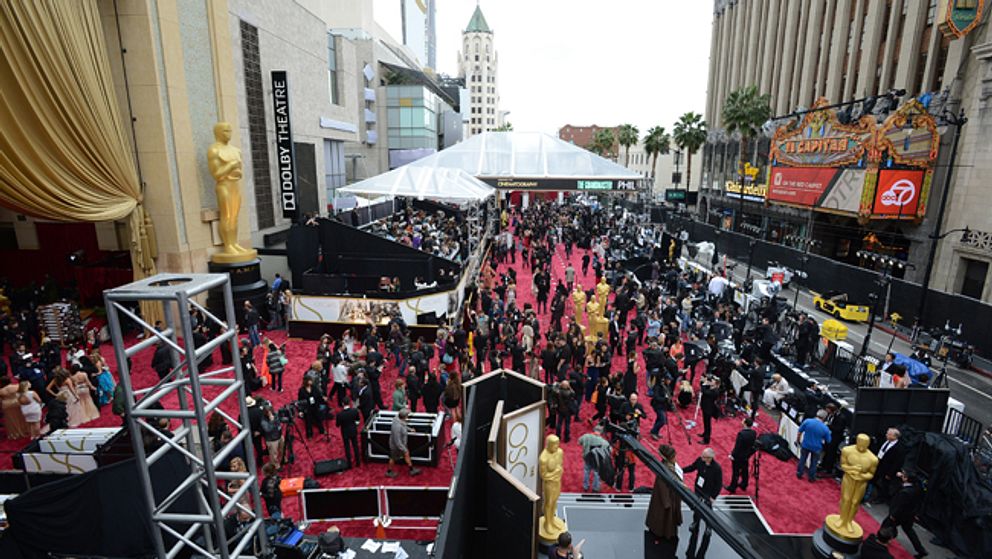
[812,291,870,322]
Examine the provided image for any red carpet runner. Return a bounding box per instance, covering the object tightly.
[0,237,912,556]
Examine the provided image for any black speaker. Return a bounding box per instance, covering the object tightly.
[313,458,349,476]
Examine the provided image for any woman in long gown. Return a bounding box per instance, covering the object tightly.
[47,368,83,427]
[70,370,101,424]
[0,376,29,439]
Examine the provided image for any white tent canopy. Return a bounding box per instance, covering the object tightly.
[337,165,495,203]
[407,131,643,180]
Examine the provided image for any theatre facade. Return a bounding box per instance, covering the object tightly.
[699,97,941,280]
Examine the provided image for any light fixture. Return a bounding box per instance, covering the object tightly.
[67,249,85,266]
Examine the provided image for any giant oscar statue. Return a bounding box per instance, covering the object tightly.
[208,122,257,264]
[205,122,267,327]
[813,433,879,558]
[571,285,587,324]
[538,434,567,543]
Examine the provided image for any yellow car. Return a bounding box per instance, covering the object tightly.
[812,291,870,322]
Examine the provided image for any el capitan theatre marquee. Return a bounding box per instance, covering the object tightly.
[768,97,939,222]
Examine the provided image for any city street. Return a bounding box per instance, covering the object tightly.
[700,251,992,429]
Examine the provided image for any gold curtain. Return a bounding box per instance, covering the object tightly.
[0,0,161,325]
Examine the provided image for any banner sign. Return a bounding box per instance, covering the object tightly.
[724,181,768,202]
[872,169,924,217]
[768,167,838,206]
[481,177,639,191]
[271,71,298,220]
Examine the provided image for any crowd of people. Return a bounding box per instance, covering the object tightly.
[0,196,936,559]
[0,308,117,441]
[368,205,469,263]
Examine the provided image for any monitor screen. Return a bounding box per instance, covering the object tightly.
[385,487,449,518]
[302,488,379,521]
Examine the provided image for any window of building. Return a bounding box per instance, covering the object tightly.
[926,0,937,25]
[959,258,988,299]
[324,140,346,196]
[475,54,479,61]
[240,20,274,228]
[327,33,339,105]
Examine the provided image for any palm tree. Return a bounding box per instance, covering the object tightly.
[642,126,671,184]
[587,128,616,158]
[616,124,640,166]
[722,86,772,230]
[672,112,707,190]
[722,86,772,176]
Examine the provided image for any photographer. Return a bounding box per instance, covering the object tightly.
[698,376,720,445]
[795,313,819,367]
[620,392,646,430]
[297,376,326,438]
[259,404,283,468]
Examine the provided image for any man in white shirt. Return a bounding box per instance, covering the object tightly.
[707,275,730,301]
[762,373,791,408]
[329,361,349,407]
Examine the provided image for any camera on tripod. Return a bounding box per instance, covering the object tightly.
[276,401,302,424]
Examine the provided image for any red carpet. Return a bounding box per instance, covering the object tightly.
[0,232,911,555]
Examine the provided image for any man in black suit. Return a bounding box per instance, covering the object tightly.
[683,448,723,559]
[725,418,757,493]
[697,377,720,444]
[336,399,362,468]
[860,526,896,559]
[881,470,927,558]
[872,428,907,503]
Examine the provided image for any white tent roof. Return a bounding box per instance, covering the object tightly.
[407,131,643,180]
[337,165,495,203]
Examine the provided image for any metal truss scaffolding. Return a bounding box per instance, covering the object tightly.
[103,274,267,559]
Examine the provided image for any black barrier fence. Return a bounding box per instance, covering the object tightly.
[663,214,992,357]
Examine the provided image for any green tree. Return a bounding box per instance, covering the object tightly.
[722,86,772,176]
[587,128,616,158]
[617,123,640,166]
[672,112,708,190]
[494,122,514,132]
[642,126,671,183]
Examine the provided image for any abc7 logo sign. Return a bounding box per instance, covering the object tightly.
[879,178,916,207]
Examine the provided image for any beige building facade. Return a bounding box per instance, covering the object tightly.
[458,6,502,137]
[702,0,992,306]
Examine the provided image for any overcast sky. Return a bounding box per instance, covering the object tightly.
[377,0,714,137]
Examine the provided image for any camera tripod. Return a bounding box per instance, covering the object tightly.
[280,416,318,476]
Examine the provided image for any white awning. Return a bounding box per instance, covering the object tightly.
[407,131,643,180]
[337,166,495,203]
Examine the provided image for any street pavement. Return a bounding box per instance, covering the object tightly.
[702,253,992,429]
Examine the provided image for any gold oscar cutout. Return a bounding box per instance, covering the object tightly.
[571,285,587,324]
[538,434,567,542]
[595,277,611,318]
[208,122,257,264]
[825,433,878,540]
[585,295,608,342]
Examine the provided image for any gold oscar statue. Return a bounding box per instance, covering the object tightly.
[825,434,878,540]
[538,434,567,543]
[595,277,611,318]
[571,285,587,323]
[585,296,608,341]
[208,122,257,264]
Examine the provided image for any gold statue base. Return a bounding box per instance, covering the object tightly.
[824,514,863,540]
[538,515,568,544]
[211,249,258,264]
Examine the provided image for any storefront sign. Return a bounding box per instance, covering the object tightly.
[872,169,924,217]
[271,71,298,220]
[819,169,865,215]
[771,99,873,168]
[724,181,768,202]
[768,167,838,206]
